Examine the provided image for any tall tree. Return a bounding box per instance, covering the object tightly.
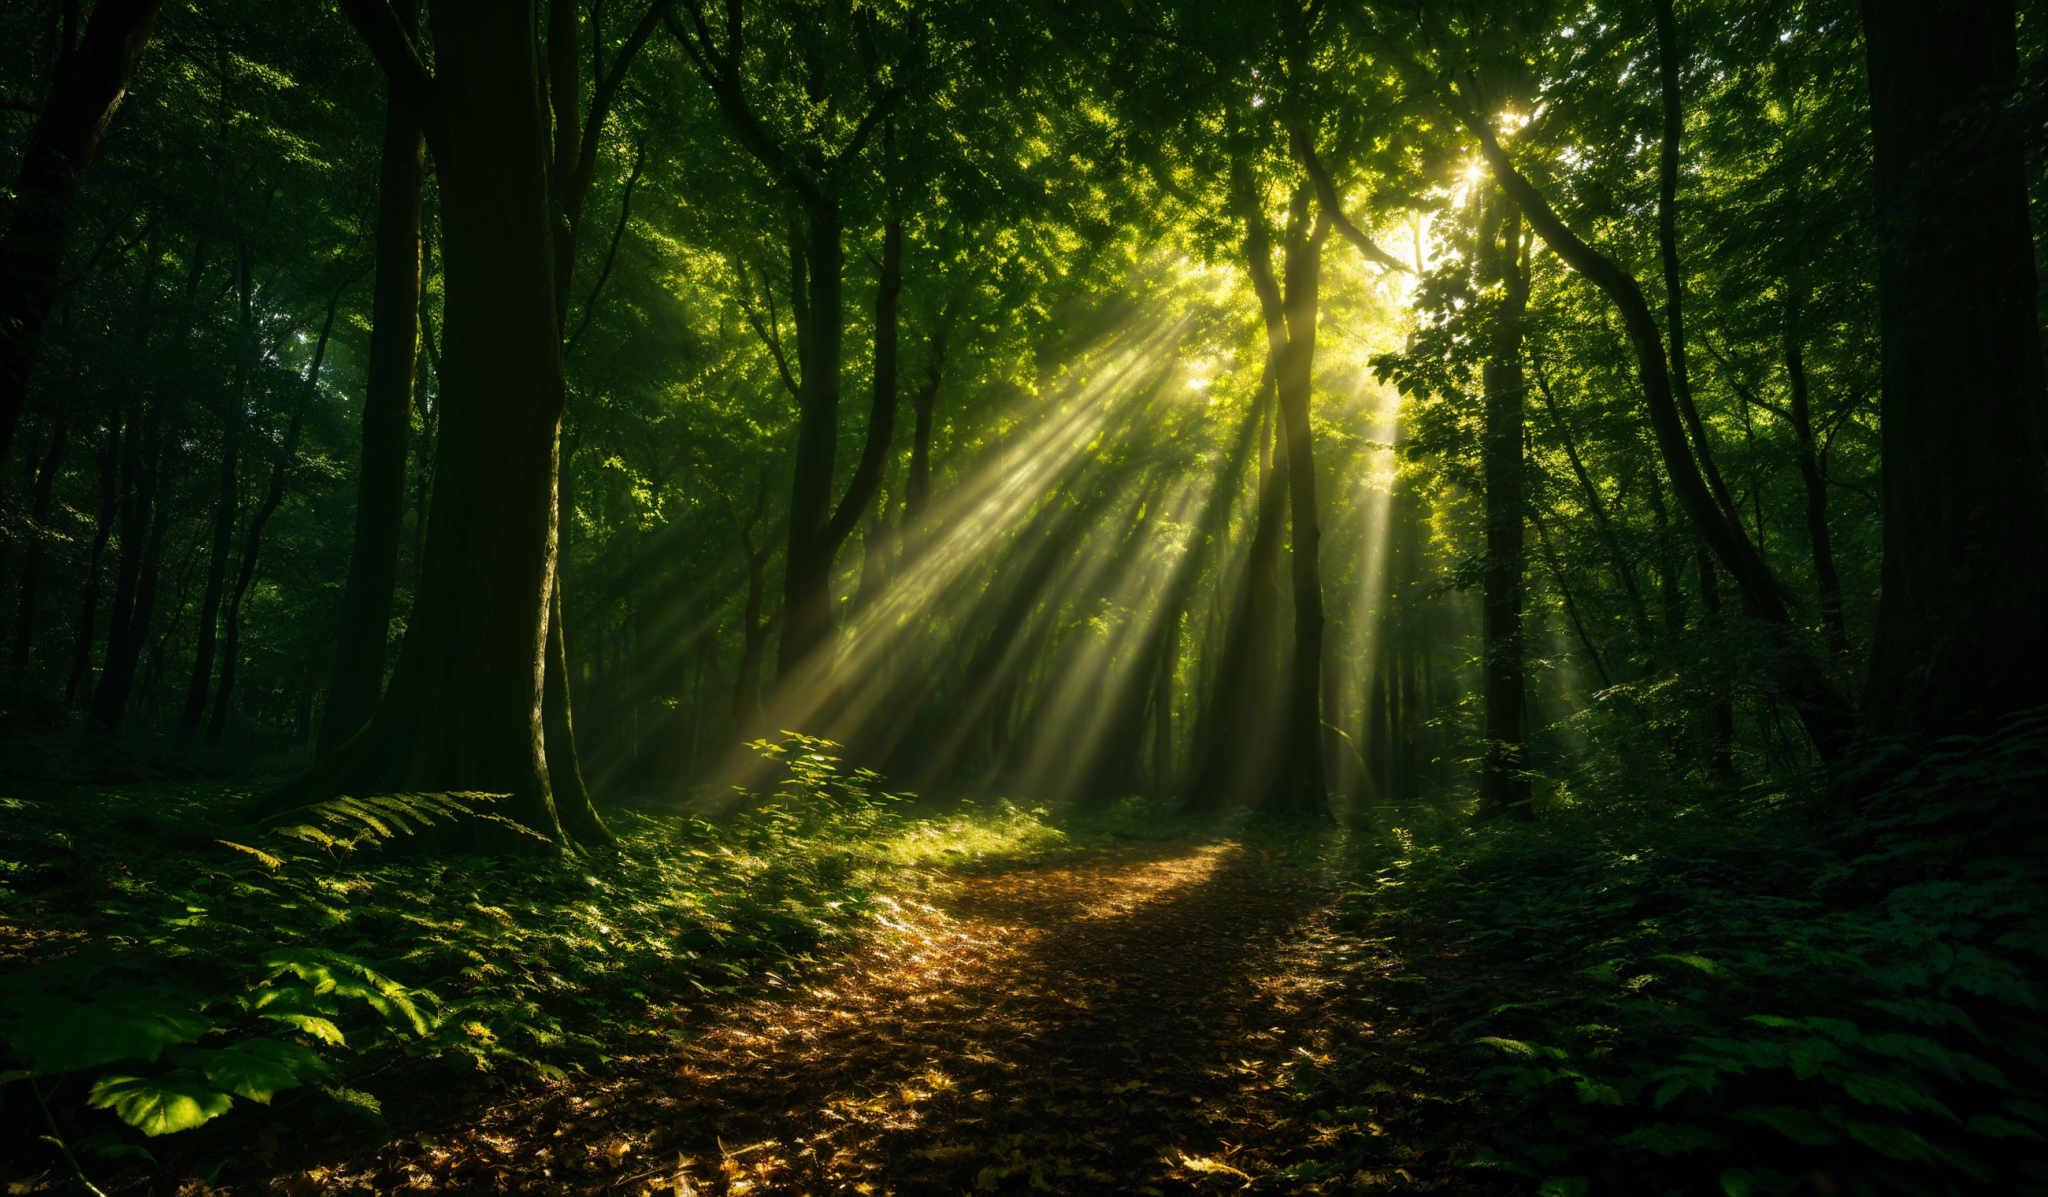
[1859,0,2046,741]
[321,0,426,754]
[0,0,165,466]
[302,0,607,848]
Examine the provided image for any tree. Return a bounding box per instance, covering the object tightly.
[300,0,606,848]
[320,0,426,755]
[1859,0,2046,742]
[0,0,165,467]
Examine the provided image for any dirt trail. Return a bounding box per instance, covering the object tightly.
[306,843,1456,1195]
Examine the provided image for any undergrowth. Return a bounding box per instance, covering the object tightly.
[1292,711,2048,1195]
[0,733,1064,1193]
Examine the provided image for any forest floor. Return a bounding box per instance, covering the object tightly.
[277,841,1488,1195]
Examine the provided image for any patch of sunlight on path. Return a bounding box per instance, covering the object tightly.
[297,841,1444,1196]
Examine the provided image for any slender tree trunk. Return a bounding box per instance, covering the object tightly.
[322,0,423,754]
[66,415,120,705]
[779,195,844,675]
[13,417,67,682]
[1478,195,1531,816]
[1781,283,1848,656]
[1530,502,1613,689]
[1695,545,1736,776]
[0,0,165,465]
[1468,80,1856,760]
[1151,606,1177,804]
[210,283,344,742]
[182,235,252,736]
[1532,357,1652,651]
[903,314,949,531]
[89,398,150,730]
[1860,0,2046,740]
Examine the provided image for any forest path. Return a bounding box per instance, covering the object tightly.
[313,840,1468,1195]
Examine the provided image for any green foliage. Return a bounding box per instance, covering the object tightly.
[0,749,1066,1183]
[1304,715,2048,1195]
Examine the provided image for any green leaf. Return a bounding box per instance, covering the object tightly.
[1618,1122,1724,1155]
[14,995,210,1075]
[259,1011,346,1046]
[175,1038,328,1103]
[1732,1105,1839,1147]
[87,1072,235,1136]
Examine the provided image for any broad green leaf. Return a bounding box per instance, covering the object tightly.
[87,1072,235,1136]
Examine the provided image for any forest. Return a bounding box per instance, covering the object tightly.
[0,0,2043,1192]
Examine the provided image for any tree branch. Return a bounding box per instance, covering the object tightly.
[1293,131,1410,274]
[336,0,434,116]
[566,138,646,353]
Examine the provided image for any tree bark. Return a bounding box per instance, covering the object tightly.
[291,0,588,849]
[1478,194,1531,815]
[322,0,424,755]
[1859,0,2046,740]
[0,0,165,467]
[778,194,846,674]
[1269,200,1331,820]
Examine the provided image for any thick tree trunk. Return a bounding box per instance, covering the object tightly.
[0,0,164,466]
[293,0,584,848]
[1478,197,1531,816]
[322,3,423,755]
[1860,0,2046,740]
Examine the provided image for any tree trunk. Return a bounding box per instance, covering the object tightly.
[1696,544,1736,777]
[181,234,252,736]
[0,0,164,466]
[66,415,120,705]
[1151,606,1177,804]
[1468,87,1856,762]
[12,417,67,682]
[322,0,423,754]
[1860,0,2046,740]
[778,195,844,675]
[88,396,153,730]
[1531,357,1652,652]
[1781,283,1848,656]
[1478,195,1531,816]
[1268,207,1330,820]
[210,282,345,742]
[292,0,587,849]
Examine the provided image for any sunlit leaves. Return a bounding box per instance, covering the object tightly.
[86,1073,237,1137]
